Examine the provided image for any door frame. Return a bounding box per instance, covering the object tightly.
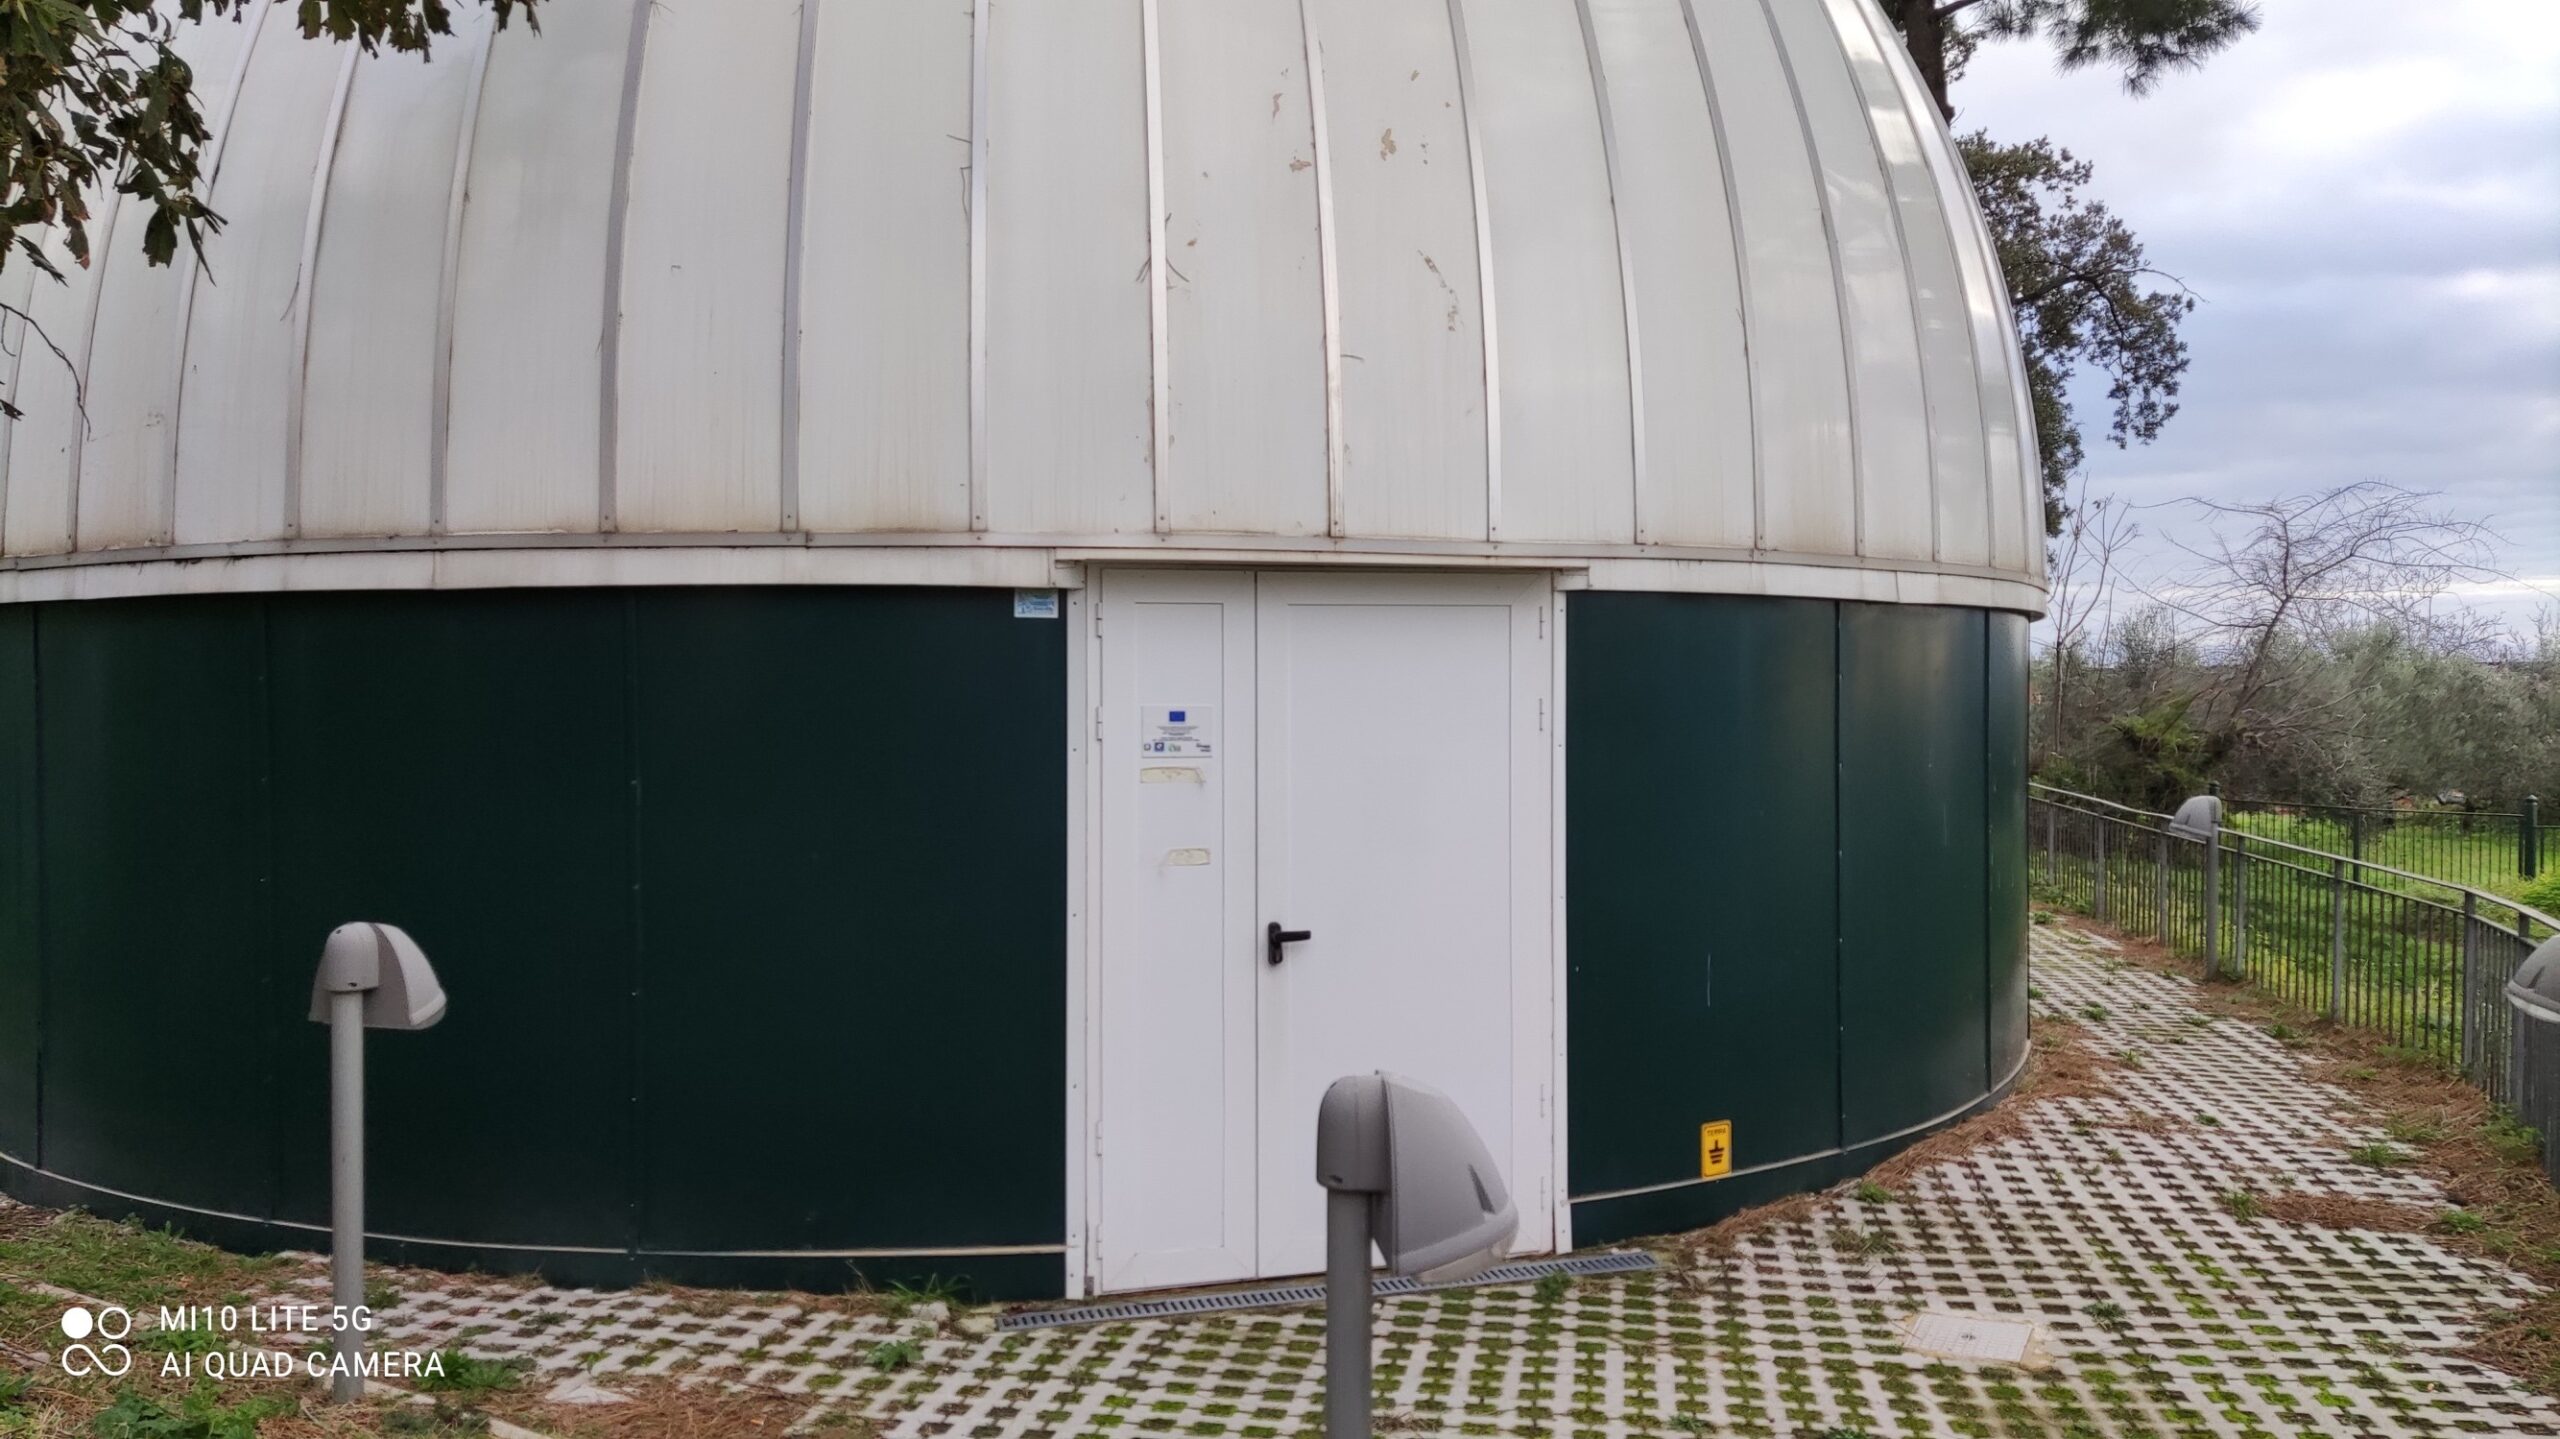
[1064,565,1571,1297]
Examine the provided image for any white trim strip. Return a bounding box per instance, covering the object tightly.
[967,0,992,533]
[1755,0,1866,559]
[1140,0,1171,534]
[1296,1,1346,540]
[1442,0,1502,541]
[1675,0,1763,552]
[429,18,499,537]
[62,189,127,552]
[1830,0,1946,563]
[595,0,655,533]
[284,45,363,542]
[778,0,822,533]
[160,0,277,548]
[1572,0,1649,545]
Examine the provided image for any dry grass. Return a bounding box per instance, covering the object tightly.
[2257,1192,2436,1232]
[486,1375,835,1438]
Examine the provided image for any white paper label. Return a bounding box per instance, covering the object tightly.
[1012,588,1060,619]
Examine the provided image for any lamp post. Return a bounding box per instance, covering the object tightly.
[307,923,447,1402]
[1314,1073,1517,1439]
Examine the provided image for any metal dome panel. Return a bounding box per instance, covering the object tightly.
[0,0,2046,609]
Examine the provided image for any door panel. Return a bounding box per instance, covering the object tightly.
[1252,573,1552,1277]
[1092,570,1554,1291]
[1095,572,1259,1291]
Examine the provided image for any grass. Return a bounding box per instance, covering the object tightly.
[2348,1141,2410,1167]
[1851,1180,1895,1206]
[415,1352,532,1395]
[2226,808,2538,904]
[0,1212,289,1311]
[866,1338,922,1372]
[2219,1189,2263,1221]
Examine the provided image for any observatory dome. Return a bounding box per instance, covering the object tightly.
[0,0,2041,607]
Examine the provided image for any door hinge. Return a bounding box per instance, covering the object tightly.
[1537,697,1546,732]
[1094,706,1104,741]
[1539,1082,1549,1119]
[1538,605,1546,639]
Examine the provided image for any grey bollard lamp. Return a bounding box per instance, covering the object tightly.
[1315,1073,1517,1439]
[307,923,446,1402]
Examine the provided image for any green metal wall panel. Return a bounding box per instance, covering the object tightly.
[36,599,275,1215]
[1986,612,2030,1078]
[1838,603,1988,1143]
[629,589,1067,1251]
[0,606,35,1161]
[265,592,636,1245]
[1566,594,1840,1195]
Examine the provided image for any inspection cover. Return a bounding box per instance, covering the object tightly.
[1903,1310,2046,1366]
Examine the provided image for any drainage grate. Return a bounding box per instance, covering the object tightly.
[996,1249,1656,1331]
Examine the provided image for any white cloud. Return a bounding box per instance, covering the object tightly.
[1956,0,2560,633]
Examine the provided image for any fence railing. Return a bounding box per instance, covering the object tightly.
[2221,793,2541,894]
[2032,783,2558,1106]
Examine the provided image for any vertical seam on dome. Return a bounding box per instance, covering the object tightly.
[1676,0,1762,553]
[1756,0,1866,560]
[430,15,500,538]
[63,190,126,553]
[285,45,362,543]
[1295,1,1345,540]
[1846,0,2014,573]
[967,0,990,533]
[780,0,821,535]
[1443,0,1501,542]
[597,0,656,535]
[1572,0,1648,546]
[1140,0,1170,534]
[1826,0,1945,564]
[0,256,37,551]
[162,0,278,549]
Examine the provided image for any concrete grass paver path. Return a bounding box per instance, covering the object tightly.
[320,920,2560,1436]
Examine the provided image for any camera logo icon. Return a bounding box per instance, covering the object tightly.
[58,1305,133,1376]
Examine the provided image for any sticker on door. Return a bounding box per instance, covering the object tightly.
[1141,706,1217,757]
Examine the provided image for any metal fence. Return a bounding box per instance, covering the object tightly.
[2032,783,2558,1106]
[2222,794,2541,894]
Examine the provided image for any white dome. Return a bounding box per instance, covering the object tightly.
[0,0,2044,609]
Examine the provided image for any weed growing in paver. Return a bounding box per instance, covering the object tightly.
[2080,1002,2111,1022]
[2219,1190,2263,1221]
[2438,1209,2489,1234]
[1831,1226,1896,1258]
[418,1350,532,1394]
[2349,1141,2410,1167]
[1853,1180,1896,1205]
[1531,1271,1571,1305]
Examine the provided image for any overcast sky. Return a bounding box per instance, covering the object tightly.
[1955,0,2560,641]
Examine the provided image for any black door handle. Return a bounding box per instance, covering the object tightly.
[1267,921,1312,965]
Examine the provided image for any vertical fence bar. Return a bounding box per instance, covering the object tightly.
[2231,844,2249,980]
[2155,827,2171,943]
[2046,801,2058,886]
[2203,824,2222,981]
[2458,892,2479,1077]
[2329,856,2348,1023]
[2528,795,2542,880]
[2094,821,2110,925]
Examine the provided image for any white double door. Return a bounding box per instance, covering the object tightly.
[1092,569,1556,1293]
